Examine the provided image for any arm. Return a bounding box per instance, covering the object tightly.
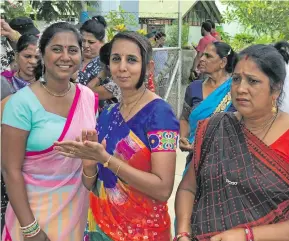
[175,160,196,235]
[192,51,202,72]
[91,85,114,100]
[253,221,289,241]
[0,19,21,50]
[180,119,190,139]
[1,125,35,227]
[104,151,176,202]
[211,221,289,241]
[55,140,177,202]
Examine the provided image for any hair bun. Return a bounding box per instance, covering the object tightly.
[92,15,107,28]
[274,41,289,64]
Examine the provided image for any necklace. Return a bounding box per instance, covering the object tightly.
[41,80,72,97]
[241,111,279,140]
[240,112,277,133]
[119,88,146,121]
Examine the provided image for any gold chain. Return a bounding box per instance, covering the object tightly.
[41,81,72,97]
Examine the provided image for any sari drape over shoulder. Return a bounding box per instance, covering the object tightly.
[84,99,179,241]
[2,85,98,241]
[188,78,233,144]
[191,113,289,241]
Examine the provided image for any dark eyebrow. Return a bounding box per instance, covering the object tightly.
[127,54,138,59]
[233,72,260,79]
[111,53,139,58]
[51,44,79,48]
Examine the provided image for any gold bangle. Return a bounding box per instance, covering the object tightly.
[115,163,122,176]
[9,30,21,42]
[103,155,112,168]
[82,167,98,179]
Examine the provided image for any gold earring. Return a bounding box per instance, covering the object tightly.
[272,99,277,113]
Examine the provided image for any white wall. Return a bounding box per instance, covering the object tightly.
[215,0,244,37]
[188,26,202,46]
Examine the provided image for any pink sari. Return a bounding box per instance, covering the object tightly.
[2,84,98,241]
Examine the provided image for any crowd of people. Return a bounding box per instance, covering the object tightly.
[1,14,288,241]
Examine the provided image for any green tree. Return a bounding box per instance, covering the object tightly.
[1,0,96,22]
[222,0,289,39]
[166,23,189,48]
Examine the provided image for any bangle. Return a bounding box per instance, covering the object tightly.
[245,225,255,241]
[82,167,98,179]
[173,232,191,241]
[115,163,122,176]
[103,155,112,168]
[20,219,41,238]
[9,30,21,42]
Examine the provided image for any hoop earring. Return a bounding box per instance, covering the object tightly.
[272,99,277,113]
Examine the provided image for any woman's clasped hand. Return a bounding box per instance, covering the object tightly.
[54,130,109,166]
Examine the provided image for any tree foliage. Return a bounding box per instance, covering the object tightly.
[1,0,96,22]
[222,0,289,39]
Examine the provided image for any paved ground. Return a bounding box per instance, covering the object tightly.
[168,149,188,235]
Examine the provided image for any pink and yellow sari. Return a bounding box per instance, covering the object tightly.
[2,84,98,241]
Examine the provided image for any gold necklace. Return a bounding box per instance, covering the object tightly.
[119,88,147,121]
[41,81,72,97]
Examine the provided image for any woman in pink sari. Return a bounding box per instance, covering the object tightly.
[1,22,98,241]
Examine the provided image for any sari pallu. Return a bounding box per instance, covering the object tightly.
[2,85,98,241]
[188,78,232,144]
[85,102,178,241]
[191,113,289,241]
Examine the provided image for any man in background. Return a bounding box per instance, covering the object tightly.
[191,21,216,77]
[206,19,221,41]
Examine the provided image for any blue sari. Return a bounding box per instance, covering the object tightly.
[188,77,233,144]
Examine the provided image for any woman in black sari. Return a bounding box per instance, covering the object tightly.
[174,44,289,241]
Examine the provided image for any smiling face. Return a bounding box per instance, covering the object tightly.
[82,31,102,59]
[231,58,280,118]
[109,38,143,90]
[17,44,39,78]
[43,31,81,81]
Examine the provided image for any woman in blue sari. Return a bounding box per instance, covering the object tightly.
[179,42,237,166]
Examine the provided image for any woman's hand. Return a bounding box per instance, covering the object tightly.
[24,229,50,241]
[179,137,193,152]
[0,19,18,40]
[210,228,246,241]
[54,130,110,165]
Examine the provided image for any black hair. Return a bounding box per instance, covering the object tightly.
[99,43,111,66]
[201,22,212,32]
[16,34,38,53]
[80,15,107,41]
[155,31,166,40]
[212,42,237,73]
[206,19,215,29]
[274,41,289,64]
[238,44,287,104]
[39,21,82,56]
[100,31,152,89]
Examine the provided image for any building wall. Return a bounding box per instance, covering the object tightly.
[139,0,195,19]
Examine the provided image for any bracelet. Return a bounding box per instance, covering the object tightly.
[173,232,191,241]
[115,163,122,176]
[9,30,21,42]
[82,167,98,179]
[103,155,112,168]
[20,219,41,238]
[245,225,255,241]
